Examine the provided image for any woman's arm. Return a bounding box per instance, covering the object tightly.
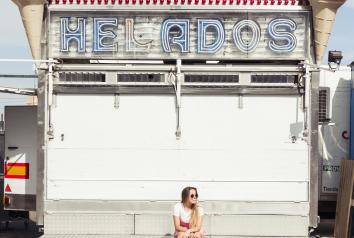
[187,215,203,233]
[173,216,188,232]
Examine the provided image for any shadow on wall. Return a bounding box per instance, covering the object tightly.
[290,122,304,142]
[289,96,304,143]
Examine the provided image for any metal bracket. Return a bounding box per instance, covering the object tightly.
[114,93,120,109]
[238,95,243,109]
[168,59,182,140]
[48,61,55,140]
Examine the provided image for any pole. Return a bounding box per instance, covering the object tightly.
[350,61,354,160]
[0,59,57,63]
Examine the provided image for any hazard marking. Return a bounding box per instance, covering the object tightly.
[5,184,12,193]
[5,163,29,179]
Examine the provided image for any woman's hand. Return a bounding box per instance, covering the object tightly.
[183,229,191,238]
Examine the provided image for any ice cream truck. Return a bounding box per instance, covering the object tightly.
[3,0,347,236]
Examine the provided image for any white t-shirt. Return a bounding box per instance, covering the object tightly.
[173,202,204,223]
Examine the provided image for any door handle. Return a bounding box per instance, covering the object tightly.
[7,146,18,150]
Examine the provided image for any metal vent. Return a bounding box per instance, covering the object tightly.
[117,74,163,83]
[319,87,330,123]
[184,75,239,83]
[59,72,105,82]
[251,75,297,84]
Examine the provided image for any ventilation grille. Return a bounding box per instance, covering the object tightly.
[184,75,239,83]
[117,74,163,83]
[251,75,297,84]
[319,88,330,123]
[59,72,105,82]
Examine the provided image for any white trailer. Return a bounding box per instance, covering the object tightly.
[3,106,37,211]
[319,66,352,201]
[39,2,319,235]
[5,0,347,236]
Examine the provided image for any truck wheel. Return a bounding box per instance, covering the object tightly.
[24,220,29,230]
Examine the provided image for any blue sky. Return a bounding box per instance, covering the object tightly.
[0,1,36,114]
[0,0,353,112]
[327,0,354,65]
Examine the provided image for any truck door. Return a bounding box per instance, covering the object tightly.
[3,106,37,211]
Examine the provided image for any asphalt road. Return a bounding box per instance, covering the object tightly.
[0,220,42,238]
[0,210,42,238]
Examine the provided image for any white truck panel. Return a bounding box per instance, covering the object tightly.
[4,150,36,194]
[4,106,37,196]
[5,106,38,148]
[47,147,308,181]
[319,67,351,195]
[50,95,305,148]
[47,180,308,201]
[48,95,308,201]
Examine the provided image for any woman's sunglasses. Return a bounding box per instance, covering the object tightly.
[190,194,198,199]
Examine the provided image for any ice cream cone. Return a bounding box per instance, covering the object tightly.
[309,0,346,64]
[12,0,44,60]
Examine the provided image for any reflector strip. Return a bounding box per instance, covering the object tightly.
[5,184,12,192]
[5,163,29,179]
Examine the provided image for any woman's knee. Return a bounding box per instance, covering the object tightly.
[177,232,185,238]
[194,232,202,238]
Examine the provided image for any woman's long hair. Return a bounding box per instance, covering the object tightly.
[181,186,199,229]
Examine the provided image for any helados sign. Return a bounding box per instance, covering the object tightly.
[54,14,305,59]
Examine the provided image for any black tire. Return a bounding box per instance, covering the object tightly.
[24,220,29,230]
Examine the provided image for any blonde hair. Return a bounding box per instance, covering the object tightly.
[181,186,199,229]
[189,203,199,228]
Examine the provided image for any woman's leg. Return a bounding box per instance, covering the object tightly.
[177,231,185,238]
[193,232,202,238]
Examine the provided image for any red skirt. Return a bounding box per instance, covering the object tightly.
[174,220,204,237]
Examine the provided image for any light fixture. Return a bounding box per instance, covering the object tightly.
[328,50,343,71]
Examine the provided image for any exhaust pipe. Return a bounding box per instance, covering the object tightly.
[11,0,44,60]
[309,0,347,65]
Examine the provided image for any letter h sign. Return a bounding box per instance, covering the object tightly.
[60,17,86,53]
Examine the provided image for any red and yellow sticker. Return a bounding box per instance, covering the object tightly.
[5,163,29,179]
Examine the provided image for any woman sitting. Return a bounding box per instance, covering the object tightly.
[173,186,204,238]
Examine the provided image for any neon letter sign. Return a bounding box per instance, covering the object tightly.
[60,17,86,53]
[126,18,153,52]
[93,18,118,52]
[197,19,225,54]
[58,16,302,57]
[268,18,297,53]
[233,20,261,53]
[161,19,190,53]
